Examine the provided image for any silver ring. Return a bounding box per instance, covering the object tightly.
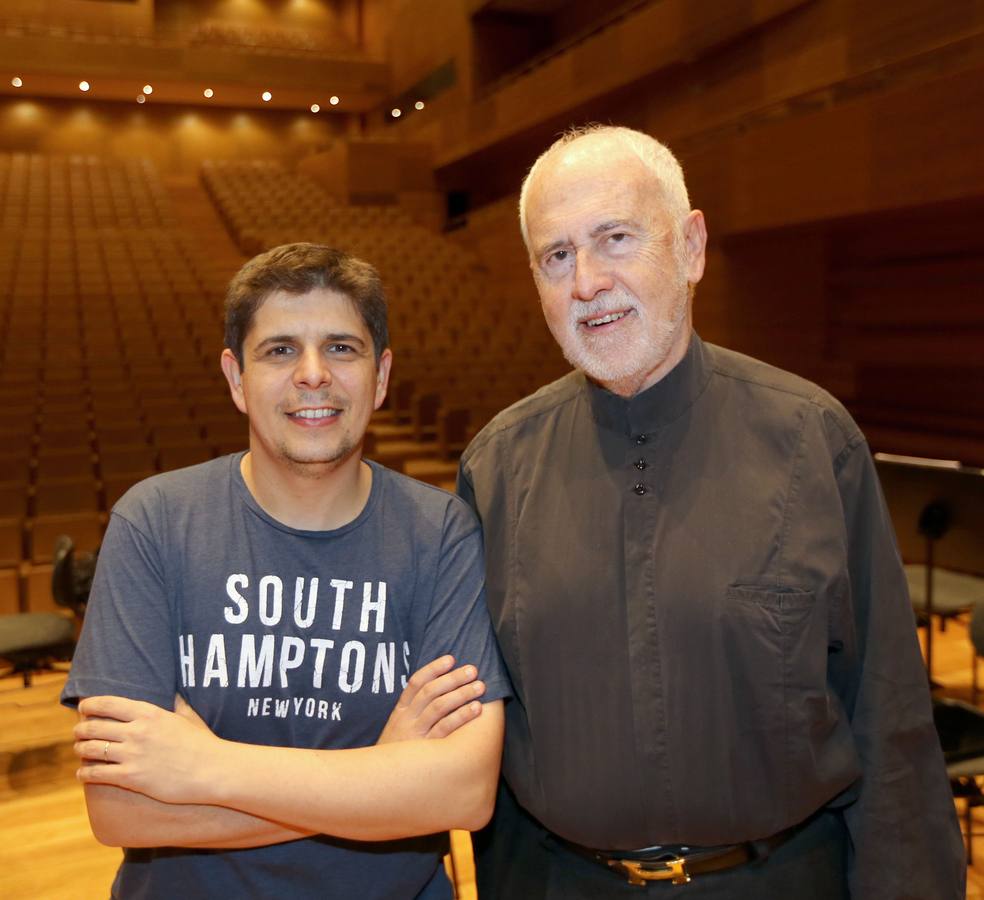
[103,741,110,762]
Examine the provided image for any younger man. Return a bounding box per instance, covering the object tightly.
[64,243,508,900]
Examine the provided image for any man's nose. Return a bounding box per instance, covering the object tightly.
[293,347,332,389]
[572,250,614,301]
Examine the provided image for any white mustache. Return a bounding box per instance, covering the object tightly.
[570,291,637,326]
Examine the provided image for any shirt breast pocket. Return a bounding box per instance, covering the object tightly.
[716,584,828,828]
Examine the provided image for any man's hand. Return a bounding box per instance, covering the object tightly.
[75,696,221,804]
[377,654,487,744]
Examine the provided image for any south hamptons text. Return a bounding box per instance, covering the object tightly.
[178,573,413,694]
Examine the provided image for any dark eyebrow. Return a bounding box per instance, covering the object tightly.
[322,332,367,348]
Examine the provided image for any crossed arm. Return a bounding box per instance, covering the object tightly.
[74,655,504,848]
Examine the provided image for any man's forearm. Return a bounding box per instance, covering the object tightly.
[205,706,503,841]
[84,783,314,849]
[81,701,504,842]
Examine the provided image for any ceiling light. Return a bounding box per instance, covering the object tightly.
[11,77,23,88]
[261,91,272,102]
[142,84,153,95]
[391,108,401,118]
[329,95,339,106]
[203,88,214,99]
[310,104,320,113]
[136,95,146,104]
[79,81,90,92]
[414,100,424,110]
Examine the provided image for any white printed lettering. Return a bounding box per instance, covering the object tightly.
[202,634,229,688]
[278,636,305,688]
[258,575,283,626]
[401,641,411,688]
[310,637,335,689]
[179,634,195,688]
[329,579,353,629]
[360,581,386,633]
[293,576,319,628]
[224,575,249,624]
[372,642,395,694]
[338,640,366,693]
[238,634,275,688]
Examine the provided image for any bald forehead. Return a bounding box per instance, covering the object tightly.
[525,139,667,257]
[533,133,651,192]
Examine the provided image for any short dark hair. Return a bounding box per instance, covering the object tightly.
[223,243,389,366]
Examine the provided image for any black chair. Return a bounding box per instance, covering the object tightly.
[0,535,96,686]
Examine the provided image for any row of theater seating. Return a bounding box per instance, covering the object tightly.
[0,151,570,623]
[0,155,236,618]
[0,155,173,231]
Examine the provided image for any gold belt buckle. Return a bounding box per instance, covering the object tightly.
[609,856,691,886]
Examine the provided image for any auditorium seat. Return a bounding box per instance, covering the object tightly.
[0,482,30,518]
[151,422,204,447]
[94,423,148,448]
[33,478,101,517]
[158,442,213,472]
[30,513,103,565]
[0,452,32,484]
[22,564,59,613]
[202,418,249,451]
[0,517,23,568]
[98,444,158,478]
[0,568,20,615]
[33,449,95,482]
[36,424,92,449]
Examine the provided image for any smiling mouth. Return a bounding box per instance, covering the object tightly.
[582,310,631,328]
[288,408,341,420]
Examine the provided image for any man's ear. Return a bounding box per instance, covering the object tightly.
[683,209,708,285]
[220,349,248,416]
[374,348,393,411]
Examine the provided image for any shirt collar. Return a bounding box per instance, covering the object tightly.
[585,332,711,436]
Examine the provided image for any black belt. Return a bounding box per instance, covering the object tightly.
[557,821,805,886]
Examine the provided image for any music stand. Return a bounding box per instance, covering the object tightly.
[875,453,984,685]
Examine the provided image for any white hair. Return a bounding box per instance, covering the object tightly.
[518,125,691,250]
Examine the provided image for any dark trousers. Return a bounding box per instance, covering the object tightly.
[474,783,850,899]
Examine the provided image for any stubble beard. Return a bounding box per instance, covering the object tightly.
[276,433,360,477]
[274,395,361,477]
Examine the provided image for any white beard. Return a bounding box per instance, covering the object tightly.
[554,270,690,391]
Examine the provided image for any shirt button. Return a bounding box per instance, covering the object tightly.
[634,458,647,470]
[634,434,647,445]
[633,483,647,496]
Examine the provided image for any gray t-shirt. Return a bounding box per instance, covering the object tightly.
[63,454,511,900]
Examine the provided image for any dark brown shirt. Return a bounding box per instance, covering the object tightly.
[458,334,963,897]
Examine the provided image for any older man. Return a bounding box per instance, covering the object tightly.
[457,126,964,898]
[64,243,508,900]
